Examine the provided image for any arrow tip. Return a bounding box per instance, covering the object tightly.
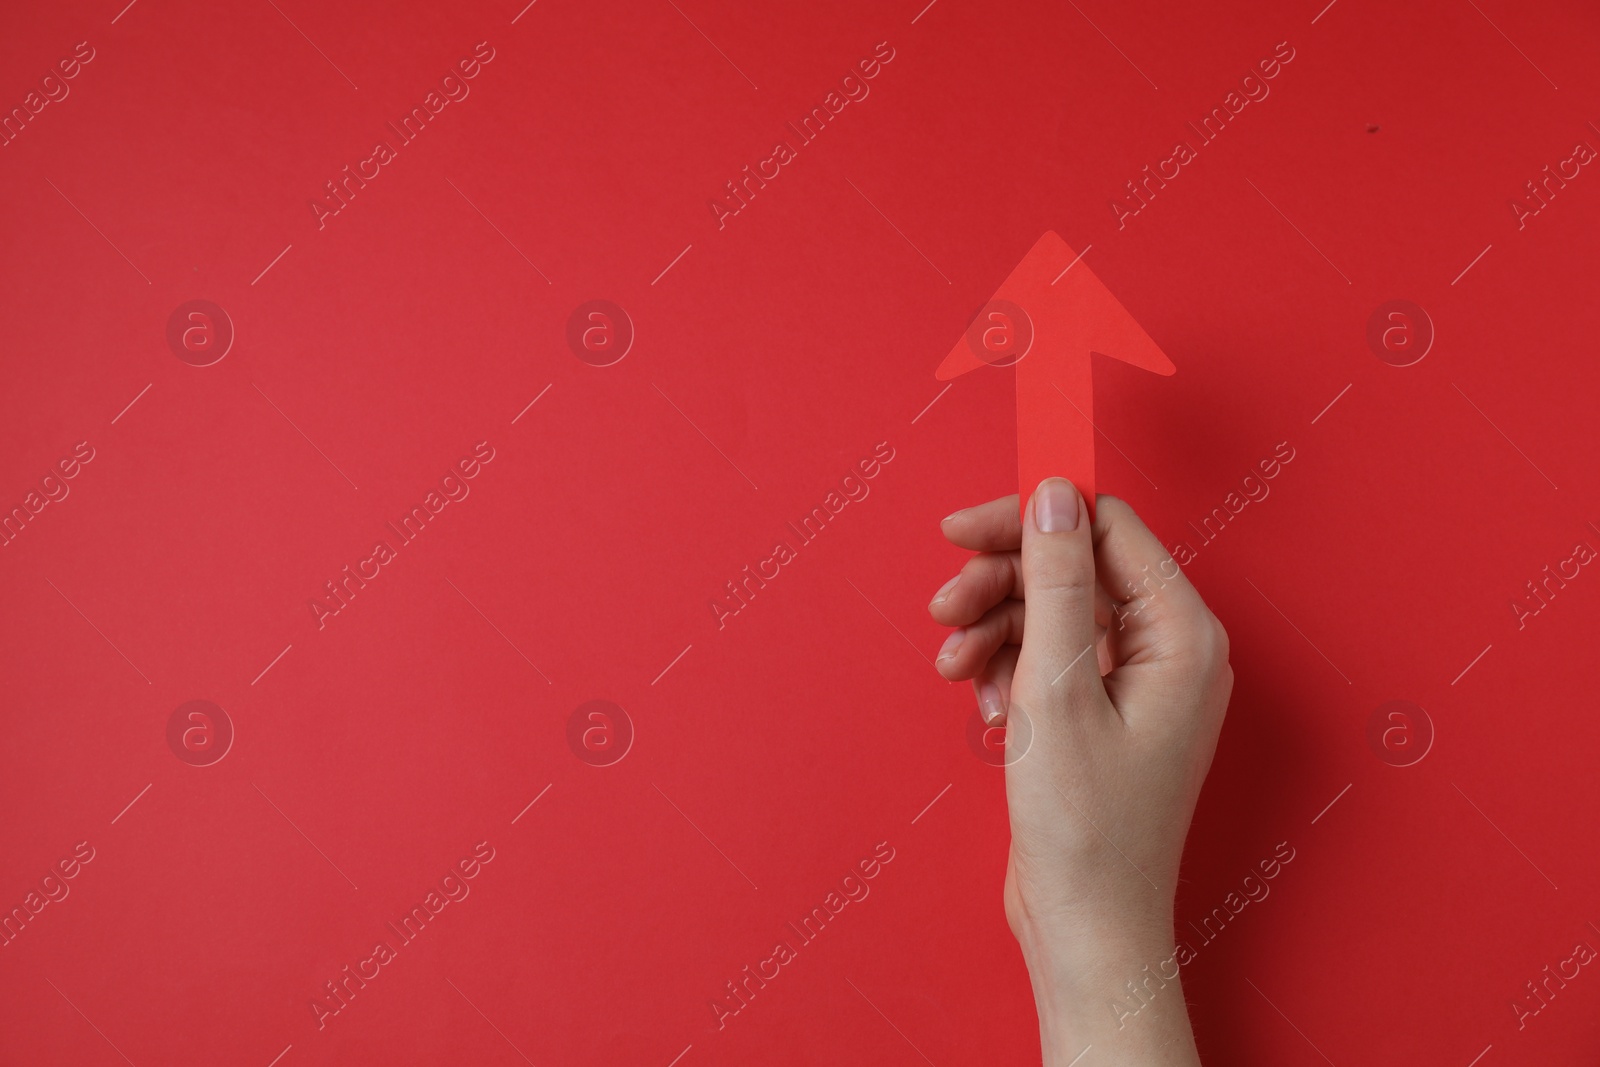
[937,232,1071,381]
[938,231,1180,382]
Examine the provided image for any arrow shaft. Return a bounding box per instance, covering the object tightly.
[1017,345,1096,522]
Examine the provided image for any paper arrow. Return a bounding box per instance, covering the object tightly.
[938,231,1175,522]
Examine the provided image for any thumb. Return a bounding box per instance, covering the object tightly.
[1019,478,1105,710]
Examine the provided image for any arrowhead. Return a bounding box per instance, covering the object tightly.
[936,232,1175,380]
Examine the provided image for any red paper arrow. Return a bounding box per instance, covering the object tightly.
[938,232,1175,522]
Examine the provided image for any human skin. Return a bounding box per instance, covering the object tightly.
[928,478,1232,1065]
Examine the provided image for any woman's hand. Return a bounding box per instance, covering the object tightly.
[928,478,1232,1066]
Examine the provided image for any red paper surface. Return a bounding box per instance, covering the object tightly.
[4,1,1600,1065]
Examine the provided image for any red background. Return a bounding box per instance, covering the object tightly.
[3,0,1599,1064]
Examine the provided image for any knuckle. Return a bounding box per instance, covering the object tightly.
[974,600,1025,647]
[1028,553,1096,601]
[1093,494,1131,527]
[1004,601,1028,645]
[1164,610,1230,673]
[955,554,988,597]
[981,553,1018,602]
[1205,613,1231,664]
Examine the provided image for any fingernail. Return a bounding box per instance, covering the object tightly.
[929,575,959,606]
[941,509,964,525]
[1035,478,1079,533]
[978,680,1005,724]
[937,630,964,662]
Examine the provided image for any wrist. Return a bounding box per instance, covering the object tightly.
[1017,916,1200,1067]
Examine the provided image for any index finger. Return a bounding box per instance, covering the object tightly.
[1092,495,1214,651]
[940,494,1022,552]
